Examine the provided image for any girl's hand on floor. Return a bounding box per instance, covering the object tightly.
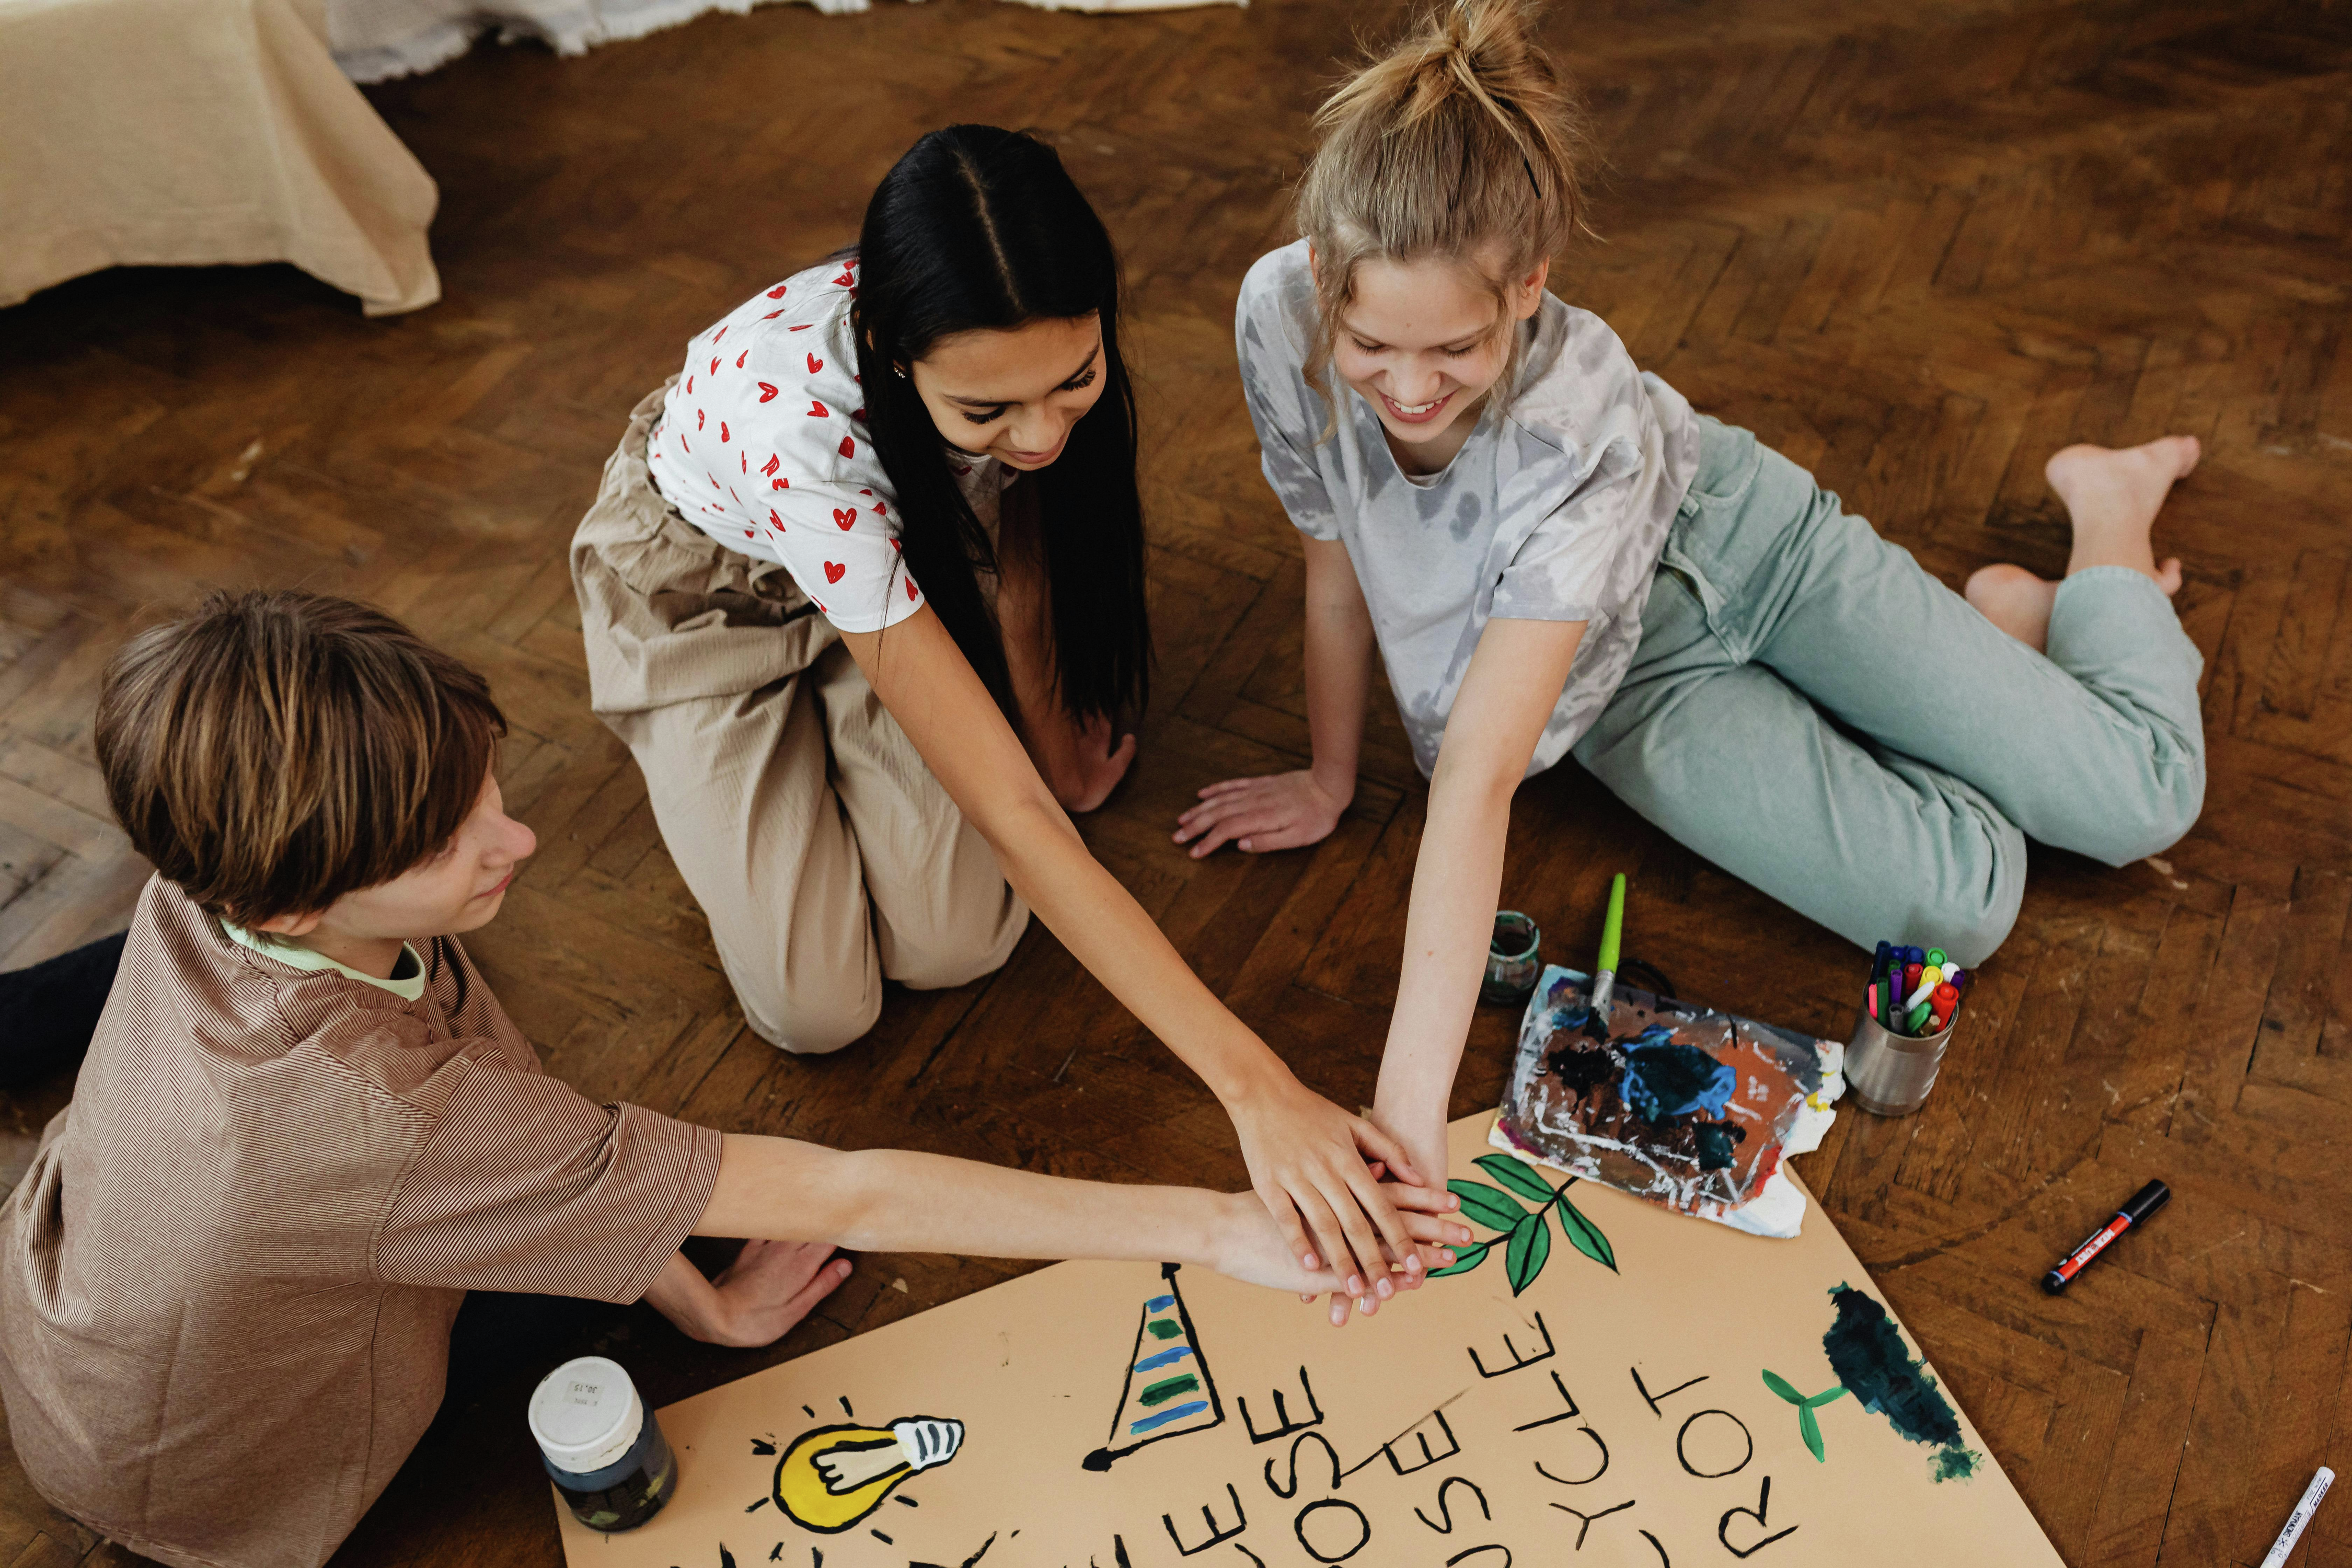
[1040,711,1137,814]
[1226,1071,1455,1309]
[700,1239,854,1347]
[1173,769,1347,858]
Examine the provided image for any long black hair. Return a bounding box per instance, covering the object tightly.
[852,125,1151,731]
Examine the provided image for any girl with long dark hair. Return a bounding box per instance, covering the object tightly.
[572,125,1449,1315]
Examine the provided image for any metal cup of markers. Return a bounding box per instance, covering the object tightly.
[1843,1007,1957,1117]
[1482,912,1541,1005]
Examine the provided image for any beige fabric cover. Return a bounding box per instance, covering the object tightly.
[0,0,440,316]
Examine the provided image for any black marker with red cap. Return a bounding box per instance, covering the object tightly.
[2043,1180,2170,1294]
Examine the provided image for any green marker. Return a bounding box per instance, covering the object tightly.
[1590,873,1627,1023]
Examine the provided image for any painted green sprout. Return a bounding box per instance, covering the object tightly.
[1760,1370,1848,1462]
[1431,1154,1617,1294]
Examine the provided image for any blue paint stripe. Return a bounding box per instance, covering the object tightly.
[1143,1295,1175,1312]
[1128,1401,1209,1434]
[1133,1346,1196,1372]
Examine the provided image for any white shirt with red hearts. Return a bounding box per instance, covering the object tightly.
[647,256,1006,632]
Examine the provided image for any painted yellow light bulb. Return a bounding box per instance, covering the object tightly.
[774,1415,965,1532]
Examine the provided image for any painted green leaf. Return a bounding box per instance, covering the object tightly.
[1473,1154,1561,1206]
[1555,1195,1618,1273]
[1427,1239,1491,1277]
[1504,1211,1552,1295]
[1804,1387,1850,1411]
[1447,1179,1530,1233]
[1761,1369,1804,1405]
[1798,1404,1826,1463]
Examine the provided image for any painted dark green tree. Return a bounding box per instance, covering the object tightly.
[1760,1284,1982,1480]
[1430,1155,1617,1293]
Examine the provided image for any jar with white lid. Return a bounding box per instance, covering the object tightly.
[528,1356,677,1531]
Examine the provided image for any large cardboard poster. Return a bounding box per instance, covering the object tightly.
[554,1116,2061,1568]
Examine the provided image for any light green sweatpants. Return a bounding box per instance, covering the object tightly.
[1572,417,2207,967]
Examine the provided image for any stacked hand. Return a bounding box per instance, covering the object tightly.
[1226,1068,1466,1327]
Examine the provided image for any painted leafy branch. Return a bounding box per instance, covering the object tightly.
[1761,1369,1849,1462]
[1431,1154,1617,1294]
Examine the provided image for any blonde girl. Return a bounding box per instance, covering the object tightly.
[1178,0,2207,1185]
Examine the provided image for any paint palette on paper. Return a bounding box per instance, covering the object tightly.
[1492,965,1844,1234]
[550,1115,2053,1568]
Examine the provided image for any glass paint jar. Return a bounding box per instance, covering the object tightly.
[1483,911,1542,1006]
[528,1356,678,1532]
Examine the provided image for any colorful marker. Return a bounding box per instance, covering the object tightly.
[1926,948,1947,968]
[2043,1180,2170,1294]
[1929,981,1959,1030]
[2258,1467,2334,1568]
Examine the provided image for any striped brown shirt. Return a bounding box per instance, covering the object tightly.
[0,877,722,1568]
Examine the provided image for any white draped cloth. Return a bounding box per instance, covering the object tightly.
[327,0,1240,83]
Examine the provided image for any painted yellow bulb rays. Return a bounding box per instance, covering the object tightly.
[773,1416,965,1532]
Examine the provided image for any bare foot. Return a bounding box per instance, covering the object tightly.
[1967,564,2059,651]
[2045,435,2199,584]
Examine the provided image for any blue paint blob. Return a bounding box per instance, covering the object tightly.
[1620,1040,1736,1125]
[1821,1284,1981,1481]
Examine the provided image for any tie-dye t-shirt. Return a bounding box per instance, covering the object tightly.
[1236,240,1699,778]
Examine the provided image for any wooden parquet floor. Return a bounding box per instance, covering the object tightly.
[3,0,2349,1562]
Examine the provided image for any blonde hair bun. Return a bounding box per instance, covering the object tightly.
[1293,0,1593,407]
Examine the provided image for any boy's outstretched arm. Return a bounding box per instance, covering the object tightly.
[1175,536,1373,857]
[1371,616,1586,1188]
[693,1134,1471,1330]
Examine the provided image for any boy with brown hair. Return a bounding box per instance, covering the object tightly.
[0,590,1463,1568]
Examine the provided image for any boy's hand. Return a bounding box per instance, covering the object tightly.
[648,1241,852,1348]
[1210,1192,1470,1328]
[1173,769,1347,858]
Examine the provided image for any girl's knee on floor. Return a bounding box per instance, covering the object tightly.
[741,986,882,1057]
[2065,763,2205,870]
[881,900,1029,993]
[1900,818,2028,971]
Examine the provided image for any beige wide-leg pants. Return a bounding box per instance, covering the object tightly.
[570,384,1029,1053]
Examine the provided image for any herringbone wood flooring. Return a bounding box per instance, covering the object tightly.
[3,0,2349,1563]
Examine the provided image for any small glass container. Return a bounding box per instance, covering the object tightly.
[529,1356,678,1532]
[1483,911,1542,1006]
